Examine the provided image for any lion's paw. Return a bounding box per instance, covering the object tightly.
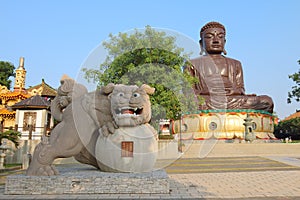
[99,126,109,137]
[99,124,115,137]
[27,164,59,176]
[37,165,59,176]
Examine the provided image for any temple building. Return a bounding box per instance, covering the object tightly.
[0,57,56,138]
[0,57,57,164]
[282,110,300,121]
[12,95,53,140]
[0,57,29,129]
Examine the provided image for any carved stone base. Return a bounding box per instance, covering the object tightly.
[5,164,169,195]
[172,109,275,140]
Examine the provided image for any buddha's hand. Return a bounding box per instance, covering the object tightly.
[226,89,244,95]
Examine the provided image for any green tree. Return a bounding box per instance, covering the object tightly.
[274,117,300,140]
[0,61,15,90]
[83,26,201,121]
[0,130,21,148]
[287,60,300,103]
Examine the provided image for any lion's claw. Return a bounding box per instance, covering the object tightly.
[27,164,59,176]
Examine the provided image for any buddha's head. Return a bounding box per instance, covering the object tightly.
[200,21,227,55]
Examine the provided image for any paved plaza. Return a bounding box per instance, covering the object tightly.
[0,142,300,199]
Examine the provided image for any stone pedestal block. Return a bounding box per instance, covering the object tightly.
[5,164,169,195]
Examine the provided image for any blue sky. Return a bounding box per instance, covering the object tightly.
[1,0,299,120]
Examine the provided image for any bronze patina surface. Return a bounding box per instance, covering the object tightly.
[187,22,274,113]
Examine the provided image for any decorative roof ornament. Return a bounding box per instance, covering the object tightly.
[14,57,27,92]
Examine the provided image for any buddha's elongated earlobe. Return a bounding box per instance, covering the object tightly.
[223,39,227,55]
[200,47,204,55]
[199,39,204,55]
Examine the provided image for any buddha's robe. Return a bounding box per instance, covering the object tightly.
[188,56,274,113]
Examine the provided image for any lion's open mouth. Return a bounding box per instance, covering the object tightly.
[115,107,143,116]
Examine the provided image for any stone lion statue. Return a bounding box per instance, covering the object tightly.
[26,77,157,176]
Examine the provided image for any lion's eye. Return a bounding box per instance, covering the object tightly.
[118,92,124,97]
[133,93,140,98]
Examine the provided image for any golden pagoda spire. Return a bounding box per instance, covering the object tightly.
[14,57,27,92]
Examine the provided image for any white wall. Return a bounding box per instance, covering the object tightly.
[15,109,48,140]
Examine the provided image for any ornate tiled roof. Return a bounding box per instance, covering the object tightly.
[27,79,57,97]
[0,108,15,115]
[12,95,51,109]
[0,108,16,120]
[282,110,300,121]
[0,91,30,100]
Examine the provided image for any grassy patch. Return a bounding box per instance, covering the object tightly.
[290,140,300,143]
[158,134,174,140]
[4,163,22,168]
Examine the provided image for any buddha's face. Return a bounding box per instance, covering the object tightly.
[201,27,226,54]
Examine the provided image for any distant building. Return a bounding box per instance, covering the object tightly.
[12,95,54,140]
[282,110,300,121]
[0,57,57,139]
[0,57,30,129]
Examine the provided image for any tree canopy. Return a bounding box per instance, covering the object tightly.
[274,117,300,140]
[83,26,201,121]
[287,60,300,103]
[0,61,15,90]
[0,129,21,148]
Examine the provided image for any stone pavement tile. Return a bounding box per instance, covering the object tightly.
[264,156,300,167]
[168,170,300,198]
[139,194,160,199]
[1,170,300,199]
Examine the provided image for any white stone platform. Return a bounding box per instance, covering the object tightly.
[5,164,169,195]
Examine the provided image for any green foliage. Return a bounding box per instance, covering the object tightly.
[274,117,300,140]
[0,61,15,90]
[158,134,174,140]
[4,163,22,168]
[83,26,202,120]
[0,130,21,148]
[287,60,300,103]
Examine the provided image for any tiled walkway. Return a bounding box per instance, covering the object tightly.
[0,155,300,199]
[169,170,300,199]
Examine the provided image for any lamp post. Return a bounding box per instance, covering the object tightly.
[0,118,7,169]
[28,116,33,140]
[0,141,8,169]
[244,114,255,142]
[178,113,183,153]
[27,116,33,164]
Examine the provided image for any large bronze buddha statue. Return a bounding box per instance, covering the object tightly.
[187,21,274,113]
